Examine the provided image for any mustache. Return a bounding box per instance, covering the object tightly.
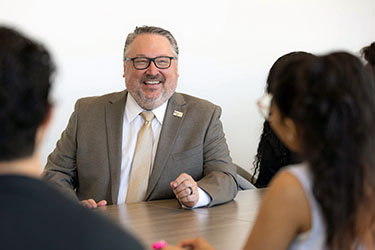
[141,75,165,83]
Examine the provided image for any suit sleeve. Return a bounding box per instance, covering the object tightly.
[197,105,238,206]
[41,100,81,201]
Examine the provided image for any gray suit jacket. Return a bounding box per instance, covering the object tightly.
[42,91,238,206]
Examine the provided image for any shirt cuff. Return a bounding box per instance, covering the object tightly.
[181,187,212,209]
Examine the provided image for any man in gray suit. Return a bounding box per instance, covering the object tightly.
[42,26,238,208]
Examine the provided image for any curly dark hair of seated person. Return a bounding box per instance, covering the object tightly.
[252,51,314,186]
[0,26,55,161]
[252,120,292,186]
[361,41,375,82]
[271,52,375,249]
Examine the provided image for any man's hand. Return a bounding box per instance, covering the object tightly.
[170,173,199,208]
[80,199,107,209]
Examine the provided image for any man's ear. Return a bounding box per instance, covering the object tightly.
[175,60,179,78]
[123,63,128,78]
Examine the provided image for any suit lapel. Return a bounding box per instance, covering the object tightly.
[105,90,127,204]
[146,93,186,198]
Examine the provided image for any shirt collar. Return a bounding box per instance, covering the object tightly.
[125,93,168,124]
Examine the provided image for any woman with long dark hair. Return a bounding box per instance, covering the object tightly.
[166,52,375,249]
[253,52,314,188]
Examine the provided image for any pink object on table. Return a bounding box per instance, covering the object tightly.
[152,240,168,249]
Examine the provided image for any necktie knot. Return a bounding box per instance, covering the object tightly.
[141,111,154,124]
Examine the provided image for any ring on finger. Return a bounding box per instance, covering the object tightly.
[188,187,193,195]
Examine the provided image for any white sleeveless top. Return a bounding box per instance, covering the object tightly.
[285,163,327,250]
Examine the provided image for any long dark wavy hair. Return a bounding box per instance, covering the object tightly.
[252,52,314,184]
[271,52,375,249]
[252,120,290,180]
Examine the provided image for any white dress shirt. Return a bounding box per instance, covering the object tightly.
[117,94,211,208]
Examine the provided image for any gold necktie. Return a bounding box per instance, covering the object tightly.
[126,111,155,203]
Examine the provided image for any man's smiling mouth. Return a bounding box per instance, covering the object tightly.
[143,80,161,85]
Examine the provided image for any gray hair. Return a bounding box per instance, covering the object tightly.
[123,26,179,61]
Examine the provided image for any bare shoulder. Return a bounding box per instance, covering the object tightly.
[243,170,311,250]
[265,170,312,233]
[267,171,306,201]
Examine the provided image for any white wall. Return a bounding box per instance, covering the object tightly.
[1,0,375,173]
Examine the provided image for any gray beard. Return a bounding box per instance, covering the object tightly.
[134,89,174,110]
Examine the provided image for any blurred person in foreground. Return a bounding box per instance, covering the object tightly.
[252,52,314,188]
[0,26,144,250]
[165,52,375,249]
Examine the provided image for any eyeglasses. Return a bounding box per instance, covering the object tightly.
[124,56,176,70]
[257,93,273,120]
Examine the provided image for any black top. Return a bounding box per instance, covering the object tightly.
[0,175,145,250]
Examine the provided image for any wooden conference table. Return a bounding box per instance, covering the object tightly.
[98,189,266,250]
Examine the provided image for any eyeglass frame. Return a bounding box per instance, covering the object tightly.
[124,56,177,70]
[257,93,273,121]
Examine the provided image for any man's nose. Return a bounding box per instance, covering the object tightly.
[145,61,159,75]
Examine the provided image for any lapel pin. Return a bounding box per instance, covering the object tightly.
[173,110,183,118]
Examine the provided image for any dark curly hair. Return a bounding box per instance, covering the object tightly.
[0,26,55,160]
[361,42,375,82]
[272,52,375,249]
[252,52,314,187]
